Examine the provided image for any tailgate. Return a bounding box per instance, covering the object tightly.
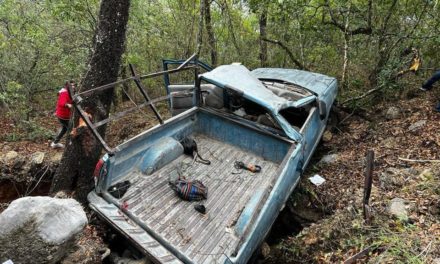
[88,192,183,264]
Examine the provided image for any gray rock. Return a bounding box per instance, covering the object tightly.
[2,151,25,171]
[0,196,88,264]
[3,150,18,163]
[31,151,45,165]
[403,167,419,176]
[382,137,399,149]
[408,120,426,132]
[319,154,339,164]
[50,152,63,164]
[385,106,401,120]
[379,168,406,189]
[388,198,408,220]
[108,253,151,264]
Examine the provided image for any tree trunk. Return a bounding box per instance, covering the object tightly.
[259,7,268,67]
[195,0,205,56]
[50,0,130,204]
[341,7,351,92]
[204,0,217,66]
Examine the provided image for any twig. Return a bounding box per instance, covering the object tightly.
[338,111,355,125]
[262,38,308,70]
[341,85,383,105]
[398,157,440,163]
[344,246,371,264]
[25,165,50,196]
[416,241,432,259]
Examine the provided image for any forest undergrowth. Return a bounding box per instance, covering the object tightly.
[266,91,440,263]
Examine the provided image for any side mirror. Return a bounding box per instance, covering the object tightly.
[318,100,327,120]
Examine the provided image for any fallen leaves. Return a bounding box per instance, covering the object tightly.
[269,96,440,263]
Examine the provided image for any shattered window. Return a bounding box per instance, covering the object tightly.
[279,106,311,131]
[200,80,283,133]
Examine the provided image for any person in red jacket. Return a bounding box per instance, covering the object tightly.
[51,81,75,148]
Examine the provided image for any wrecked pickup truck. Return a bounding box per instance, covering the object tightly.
[81,59,337,263]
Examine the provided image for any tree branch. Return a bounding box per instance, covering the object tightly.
[262,38,308,70]
[398,157,440,163]
[323,0,372,35]
[340,85,384,105]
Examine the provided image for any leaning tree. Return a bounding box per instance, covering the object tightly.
[50,0,130,203]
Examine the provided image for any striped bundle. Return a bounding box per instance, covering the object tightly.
[170,179,208,201]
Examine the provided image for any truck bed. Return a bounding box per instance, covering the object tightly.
[117,134,280,263]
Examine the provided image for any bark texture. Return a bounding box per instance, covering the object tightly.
[204,0,217,66]
[259,7,268,67]
[50,0,130,203]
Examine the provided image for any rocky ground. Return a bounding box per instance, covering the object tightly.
[0,93,439,263]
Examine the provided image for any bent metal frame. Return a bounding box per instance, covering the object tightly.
[68,53,202,156]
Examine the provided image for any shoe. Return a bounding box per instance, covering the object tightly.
[50,142,64,149]
[420,87,429,91]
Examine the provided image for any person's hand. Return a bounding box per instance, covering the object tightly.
[66,103,73,109]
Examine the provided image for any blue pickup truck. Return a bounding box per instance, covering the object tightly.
[85,61,337,264]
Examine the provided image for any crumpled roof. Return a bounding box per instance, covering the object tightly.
[251,68,336,96]
[200,64,290,112]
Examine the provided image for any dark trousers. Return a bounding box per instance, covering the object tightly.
[54,118,70,143]
[422,70,440,90]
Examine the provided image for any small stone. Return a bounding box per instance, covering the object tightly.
[419,169,434,181]
[388,198,408,221]
[320,154,339,164]
[260,242,271,258]
[322,130,333,142]
[51,152,63,163]
[403,167,419,176]
[4,150,19,162]
[385,106,401,120]
[408,120,426,132]
[2,144,12,152]
[379,168,405,189]
[31,151,45,165]
[433,258,440,264]
[382,137,398,149]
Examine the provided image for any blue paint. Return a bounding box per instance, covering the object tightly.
[234,189,265,235]
[251,68,336,96]
[196,111,290,163]
[138,137,183,175]
[90,64,338,264]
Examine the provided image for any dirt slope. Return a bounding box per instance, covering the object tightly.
[266,96,440,263]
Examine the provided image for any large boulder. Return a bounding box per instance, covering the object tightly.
[0,196,88,264]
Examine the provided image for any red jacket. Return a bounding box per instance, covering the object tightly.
[55,88,72,120]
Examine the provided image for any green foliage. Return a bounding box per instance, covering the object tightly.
[0,81,27,122]
[1,0,440,137]
[1,120,53,142]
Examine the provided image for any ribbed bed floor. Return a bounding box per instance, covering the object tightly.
[119,135,280,263]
